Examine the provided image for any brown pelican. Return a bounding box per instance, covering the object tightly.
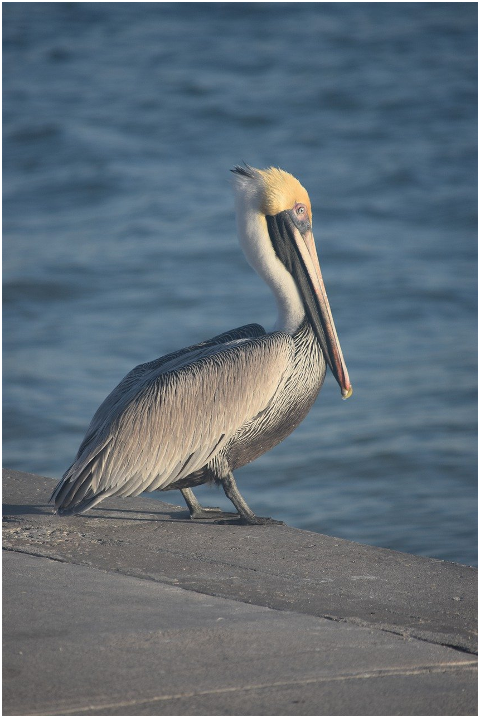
[51,165,352,524]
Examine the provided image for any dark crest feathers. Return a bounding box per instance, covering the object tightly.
[230,163,255,179]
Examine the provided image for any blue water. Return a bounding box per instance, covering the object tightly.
[3,3,477,565]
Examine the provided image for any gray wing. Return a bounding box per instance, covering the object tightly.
[76,324,265,457]
[52,330,294,513]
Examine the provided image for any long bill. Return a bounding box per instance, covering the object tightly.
[294,225,352,398]
[267,212,352,399]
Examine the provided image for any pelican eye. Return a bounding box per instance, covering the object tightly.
[289,203,311,232]
[294,203,307,216]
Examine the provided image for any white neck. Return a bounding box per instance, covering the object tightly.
[234,198,305,335]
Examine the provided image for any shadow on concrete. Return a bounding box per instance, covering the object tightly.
[91,506,194,523]
[3,503,50,516]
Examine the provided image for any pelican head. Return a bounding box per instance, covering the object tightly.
[231,164,352,399]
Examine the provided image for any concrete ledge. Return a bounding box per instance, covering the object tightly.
[3,468,477,715]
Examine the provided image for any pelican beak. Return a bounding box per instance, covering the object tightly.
[267,212,352,399]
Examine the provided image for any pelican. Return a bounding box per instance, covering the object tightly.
[51,165,352,524]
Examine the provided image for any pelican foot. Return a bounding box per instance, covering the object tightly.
[242,516,285,526]
[215,515,285,526]
[190,507,240,520]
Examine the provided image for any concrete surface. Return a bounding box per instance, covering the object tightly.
[3,468,478,715]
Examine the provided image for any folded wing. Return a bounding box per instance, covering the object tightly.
[52,331,294,514]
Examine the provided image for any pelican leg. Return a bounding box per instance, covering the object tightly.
[180,488,239,520]
[220,472,285,526]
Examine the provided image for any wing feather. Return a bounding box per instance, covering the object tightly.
[52,332,293,512]
[75,324,265,457]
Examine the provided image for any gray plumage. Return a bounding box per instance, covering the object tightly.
[51,321,325,519]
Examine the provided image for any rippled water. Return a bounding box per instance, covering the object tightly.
[3,3,477,565]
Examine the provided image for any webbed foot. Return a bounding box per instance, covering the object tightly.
[181,489,239,521]
[214,515,285,526]
[242,516,285,526]
[190,507,239,520]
